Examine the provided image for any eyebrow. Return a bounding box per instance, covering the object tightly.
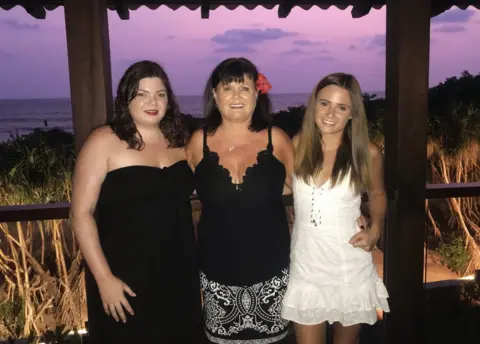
[138,88,166,93]
[318,98,350,108]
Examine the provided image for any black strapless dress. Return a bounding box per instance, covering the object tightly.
[85,162,205,344]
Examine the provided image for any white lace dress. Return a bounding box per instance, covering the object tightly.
[282,172,390,326]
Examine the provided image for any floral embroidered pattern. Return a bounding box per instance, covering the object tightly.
[200,269,289,343]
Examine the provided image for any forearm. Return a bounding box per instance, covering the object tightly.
[368,192,387,234]
[71,211,112,281]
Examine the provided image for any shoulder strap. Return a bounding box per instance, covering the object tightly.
[267,125,273,153]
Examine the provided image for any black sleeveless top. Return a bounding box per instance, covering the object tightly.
[194,126,291,286]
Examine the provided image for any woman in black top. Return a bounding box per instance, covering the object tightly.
[187,57,294,344]
[71,61,204,344]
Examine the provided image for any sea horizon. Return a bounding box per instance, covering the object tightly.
[0,91,386,143]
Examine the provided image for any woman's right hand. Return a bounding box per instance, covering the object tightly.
[96,274,136,323]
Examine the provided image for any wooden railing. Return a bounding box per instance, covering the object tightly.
[1,182,479,223]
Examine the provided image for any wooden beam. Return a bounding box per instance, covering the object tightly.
[115,4,129,20]
[24,5,46,19]
[0,195,294,223]
[383,0,431,343]
[426,182,480,199]
[201,1,209,19]
[278,2,293,18]
[64,0,113,152]
[351,5,371,18]
[0,203,70,222]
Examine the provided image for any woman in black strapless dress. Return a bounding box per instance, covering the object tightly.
[187,58,295,344]
[71,61,204,344]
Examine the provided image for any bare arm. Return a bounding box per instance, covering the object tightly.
[70,127,112,281]
[70,127,135,322]
[367,142,387,237]
[349,142,386,251]
[185,129,204,171]
[272,127,294,195]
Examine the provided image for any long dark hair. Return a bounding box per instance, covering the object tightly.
[203,57,272,133]
[109,60,187,149]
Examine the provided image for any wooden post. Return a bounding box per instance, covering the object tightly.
[64,0,113,152]
[383,0,431,343]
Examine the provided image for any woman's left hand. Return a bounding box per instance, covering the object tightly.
[349,225,381,252]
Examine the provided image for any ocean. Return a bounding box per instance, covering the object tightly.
[0,94,311,142]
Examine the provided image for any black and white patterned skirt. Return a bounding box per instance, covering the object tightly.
[200,269,290,344]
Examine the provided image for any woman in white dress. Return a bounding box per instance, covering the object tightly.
[282,73,390,344]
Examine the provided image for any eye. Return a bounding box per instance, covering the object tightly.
[158,93,166,98]
[137,92,146,97]
[241,86,250,92]
[223,86,232,92]
[319,100,328,106]
[340,106,348,111]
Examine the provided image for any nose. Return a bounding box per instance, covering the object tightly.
[145,95,158,106]
[326,105,335,117]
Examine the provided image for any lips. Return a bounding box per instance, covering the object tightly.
[229,104,245,109]
[144,110,158,116]
[322,119,336,126]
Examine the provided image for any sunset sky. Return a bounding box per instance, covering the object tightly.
[0,5,479,98]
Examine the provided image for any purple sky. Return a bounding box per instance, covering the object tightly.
[0,5,479,98]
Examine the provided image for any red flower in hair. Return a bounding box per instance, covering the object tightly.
[256,73,272,94]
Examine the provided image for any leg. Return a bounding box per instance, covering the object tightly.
[294,322,327,344]
[332,322,362,344]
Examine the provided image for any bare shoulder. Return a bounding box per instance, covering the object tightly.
[186,129,204,150]
[80,125,118,155]
[292,134,300,149]
[270,126,292,146]
[368,141,383,160]
[186,128,204,168]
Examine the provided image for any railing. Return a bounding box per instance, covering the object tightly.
[1,182,479,223]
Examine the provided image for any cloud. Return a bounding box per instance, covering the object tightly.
[431,8,475,23]
[0,19,39,31]
[292,39,322,46]
[279,49,311,56]
[370,34,386,48]
[211,28,297,46]
[319,48,330,54]
[165,35,175,40]
[348,44,357,50]
[214,45,257,53]
[300,55,337,64]
[433,24,466,33]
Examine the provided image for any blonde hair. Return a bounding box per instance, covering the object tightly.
[294,73,372,193]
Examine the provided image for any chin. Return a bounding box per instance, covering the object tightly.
[223,111,252,121]
[317,125,342,136]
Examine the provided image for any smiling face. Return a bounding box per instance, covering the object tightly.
[212,73,258,123]
[128,77,168,127]
[314,84,352,136]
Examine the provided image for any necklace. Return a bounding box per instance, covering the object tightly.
[228,144,236,152]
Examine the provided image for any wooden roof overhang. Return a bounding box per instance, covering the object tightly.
[1,0,479,19]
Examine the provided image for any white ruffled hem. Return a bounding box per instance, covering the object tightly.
[281,278,390,327]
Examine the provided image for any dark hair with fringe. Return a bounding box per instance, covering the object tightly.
[202,57,272,133]
[109,60,187,149]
